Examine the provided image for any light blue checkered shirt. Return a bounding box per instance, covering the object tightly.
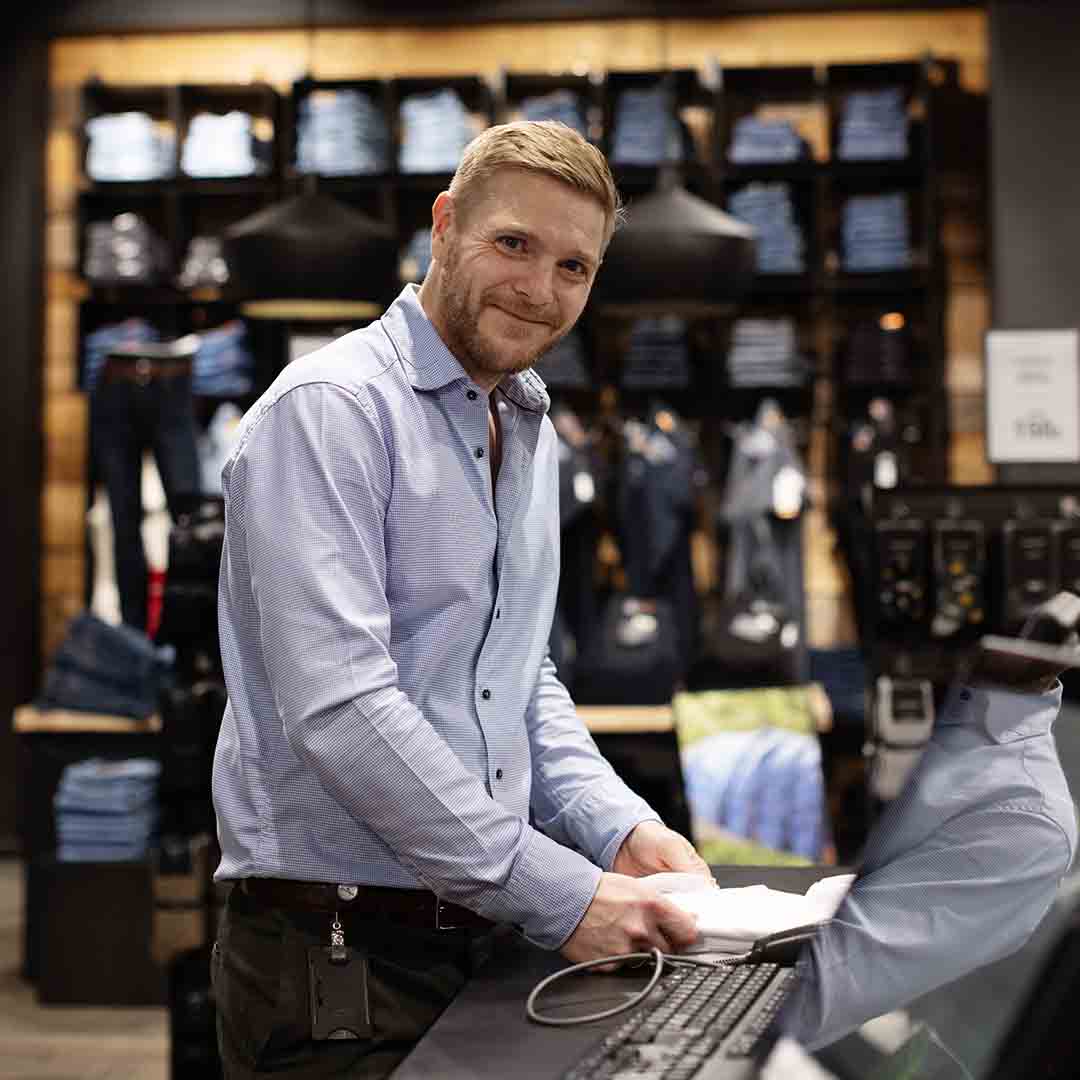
[211,285,657,949]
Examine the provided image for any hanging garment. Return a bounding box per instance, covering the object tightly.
[90,341,202,631]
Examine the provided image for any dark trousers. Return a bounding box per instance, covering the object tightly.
[90,372,201,630]
[212,884,493,1078]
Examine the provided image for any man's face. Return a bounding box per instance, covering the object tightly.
[423,168,606,386]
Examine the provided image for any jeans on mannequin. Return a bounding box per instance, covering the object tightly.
[90,372,201,630]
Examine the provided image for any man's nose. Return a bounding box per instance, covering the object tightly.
[512,258,555,307]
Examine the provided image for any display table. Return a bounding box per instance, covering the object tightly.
[391,866,838,1080]
[12,703,164,997]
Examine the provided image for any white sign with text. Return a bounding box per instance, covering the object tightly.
[986,329,1080,463]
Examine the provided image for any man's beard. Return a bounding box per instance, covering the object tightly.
[438,241,567,379]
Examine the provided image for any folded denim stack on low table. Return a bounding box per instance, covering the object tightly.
[727,318,809,388]
[729,182,806,274]
[519,89,589,137]
[837,86,909,161]
[621,316,692,390]
[85,111,175,181]
[728,115,807,165]
[842,191,911,272]
[610,83,683,166]
[296,89,390,176]
[399,88,474,173]
[37,612,173,720]
[181,111,266,178]
[54,757,161,862]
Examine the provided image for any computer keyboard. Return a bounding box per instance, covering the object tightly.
[562,961,797,1079]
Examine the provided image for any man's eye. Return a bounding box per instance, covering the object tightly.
[563,260,587,277]
[498,236,523,251]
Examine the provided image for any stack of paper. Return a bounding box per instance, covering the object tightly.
[644,872,855,953]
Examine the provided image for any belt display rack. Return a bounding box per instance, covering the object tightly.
[864,485,1080,804]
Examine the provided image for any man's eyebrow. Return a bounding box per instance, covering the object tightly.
[564,248,598,269]
[490,220,597,268]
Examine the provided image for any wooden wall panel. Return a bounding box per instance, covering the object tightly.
[667,11,987,88]
[43,394,89,487]
[313,20,667,77]
[43,8,989,658]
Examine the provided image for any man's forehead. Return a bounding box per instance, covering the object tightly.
[470,174,605,252]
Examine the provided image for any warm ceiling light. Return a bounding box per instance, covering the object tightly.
[880,312,906,332]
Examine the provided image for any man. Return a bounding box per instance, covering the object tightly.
[210,121,709,1078]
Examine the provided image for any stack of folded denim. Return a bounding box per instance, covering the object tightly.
[192,319,255,397]
[842,192,910,272]
[181,111,265,178]
[82,318,160,393]
[54,757,161,862]
[729,183,806,274]
[727,318,809,388]
[296,89,391,176]
[621,316,692,389]
[537,329,590,390]
[837,87,909,161]
[37,612,172,719]
[519,89,589,137]
[83,211,170,286]
[610,83,683,166]
[728,116,807,165]
[399,227,433,283]
[85,111,175,181]
[177,235,230,289]
[399,89,474,174]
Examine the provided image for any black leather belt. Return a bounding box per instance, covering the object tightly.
[240,878,495,931]
[102,357,192,385]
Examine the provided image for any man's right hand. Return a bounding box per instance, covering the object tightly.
[560,872,699,965]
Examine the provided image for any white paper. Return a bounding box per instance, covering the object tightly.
[644,872,856,954]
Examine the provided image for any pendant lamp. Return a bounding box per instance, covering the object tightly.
[592,168,757,316]
[223,187,397,320]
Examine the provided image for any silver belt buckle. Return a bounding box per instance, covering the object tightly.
[337,883,359,903]
[435,899,461,931]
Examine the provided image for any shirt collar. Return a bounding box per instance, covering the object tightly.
[380,285,550,415]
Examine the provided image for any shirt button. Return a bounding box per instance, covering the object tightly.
[467,389,478,401]
[475,447,485,459]
[481,688,491,700]
[495,768,503,780]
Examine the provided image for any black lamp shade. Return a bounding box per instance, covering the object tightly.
[223,192,397,303]
[593,184,757,315]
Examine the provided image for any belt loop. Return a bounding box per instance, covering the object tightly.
[435,900,462,931]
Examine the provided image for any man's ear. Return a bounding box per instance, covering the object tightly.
[430,191,455,258]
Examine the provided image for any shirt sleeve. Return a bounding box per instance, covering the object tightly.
[525,651,661,869]
[782,683,1077,1049]
[228,382,602,949]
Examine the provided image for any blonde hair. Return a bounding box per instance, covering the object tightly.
[448,120,623,249]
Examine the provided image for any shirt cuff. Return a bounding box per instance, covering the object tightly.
[488,828,604,950]
[598,814,664,872]
[945,681,1062,741]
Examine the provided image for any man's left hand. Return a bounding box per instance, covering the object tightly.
[612,820,713,881]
